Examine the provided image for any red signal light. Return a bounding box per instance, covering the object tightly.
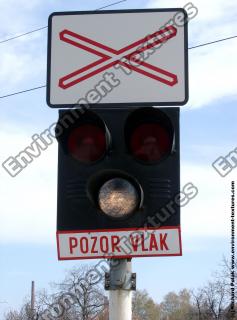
[129,123,172,162]
[68,124,107,163]
[125,107,174,164]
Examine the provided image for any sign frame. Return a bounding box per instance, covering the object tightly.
[47,8,189,108]
[57,226,182,260]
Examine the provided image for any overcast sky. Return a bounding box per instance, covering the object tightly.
[0,0,237,317]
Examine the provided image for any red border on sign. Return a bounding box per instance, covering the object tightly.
[56,226,182,260]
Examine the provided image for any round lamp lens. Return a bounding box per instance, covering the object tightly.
[68,124,106,163]
[98,178,139,219]
[129,123,172,163]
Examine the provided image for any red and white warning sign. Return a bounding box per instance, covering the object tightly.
[57,227,182,260]
[47,9,188,107]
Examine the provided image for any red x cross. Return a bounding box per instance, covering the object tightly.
[58,25,178,89]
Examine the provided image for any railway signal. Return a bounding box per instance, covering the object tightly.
[56,107,181,259]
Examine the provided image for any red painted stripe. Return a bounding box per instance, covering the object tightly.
[60,29,117,55]
[58,26,178,88]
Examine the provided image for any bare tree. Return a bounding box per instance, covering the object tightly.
[192,280,229,320]
[191,288,208,320]
[204,280,227,319]
[217,257,237,299]
[4,311,22,320]
[4,264,107,320]
[53,265,106,320]
[4,301,36,320]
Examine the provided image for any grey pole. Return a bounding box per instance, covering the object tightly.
[105,259,136,320]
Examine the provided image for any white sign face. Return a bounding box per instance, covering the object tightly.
[47,9,188,108]
[57,227,182,260]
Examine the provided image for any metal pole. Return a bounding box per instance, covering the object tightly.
[105,259,136,320]
[31,281,35,320]
[109,289,132,320]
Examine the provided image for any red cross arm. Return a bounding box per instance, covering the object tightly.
[58,26,178,89]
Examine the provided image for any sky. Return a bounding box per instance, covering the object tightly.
[0,0,237,317]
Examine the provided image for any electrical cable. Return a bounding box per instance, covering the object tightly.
[0,0,127,44]
[1,18,237,99]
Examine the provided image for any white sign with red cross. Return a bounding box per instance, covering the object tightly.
[47,9,188,108]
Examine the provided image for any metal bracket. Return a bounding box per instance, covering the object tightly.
[105,272,136,290]
[104,260,136,290]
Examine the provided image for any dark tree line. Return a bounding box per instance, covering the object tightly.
[4,257,236,320]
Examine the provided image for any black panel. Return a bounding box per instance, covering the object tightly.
[56,107,180,231]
